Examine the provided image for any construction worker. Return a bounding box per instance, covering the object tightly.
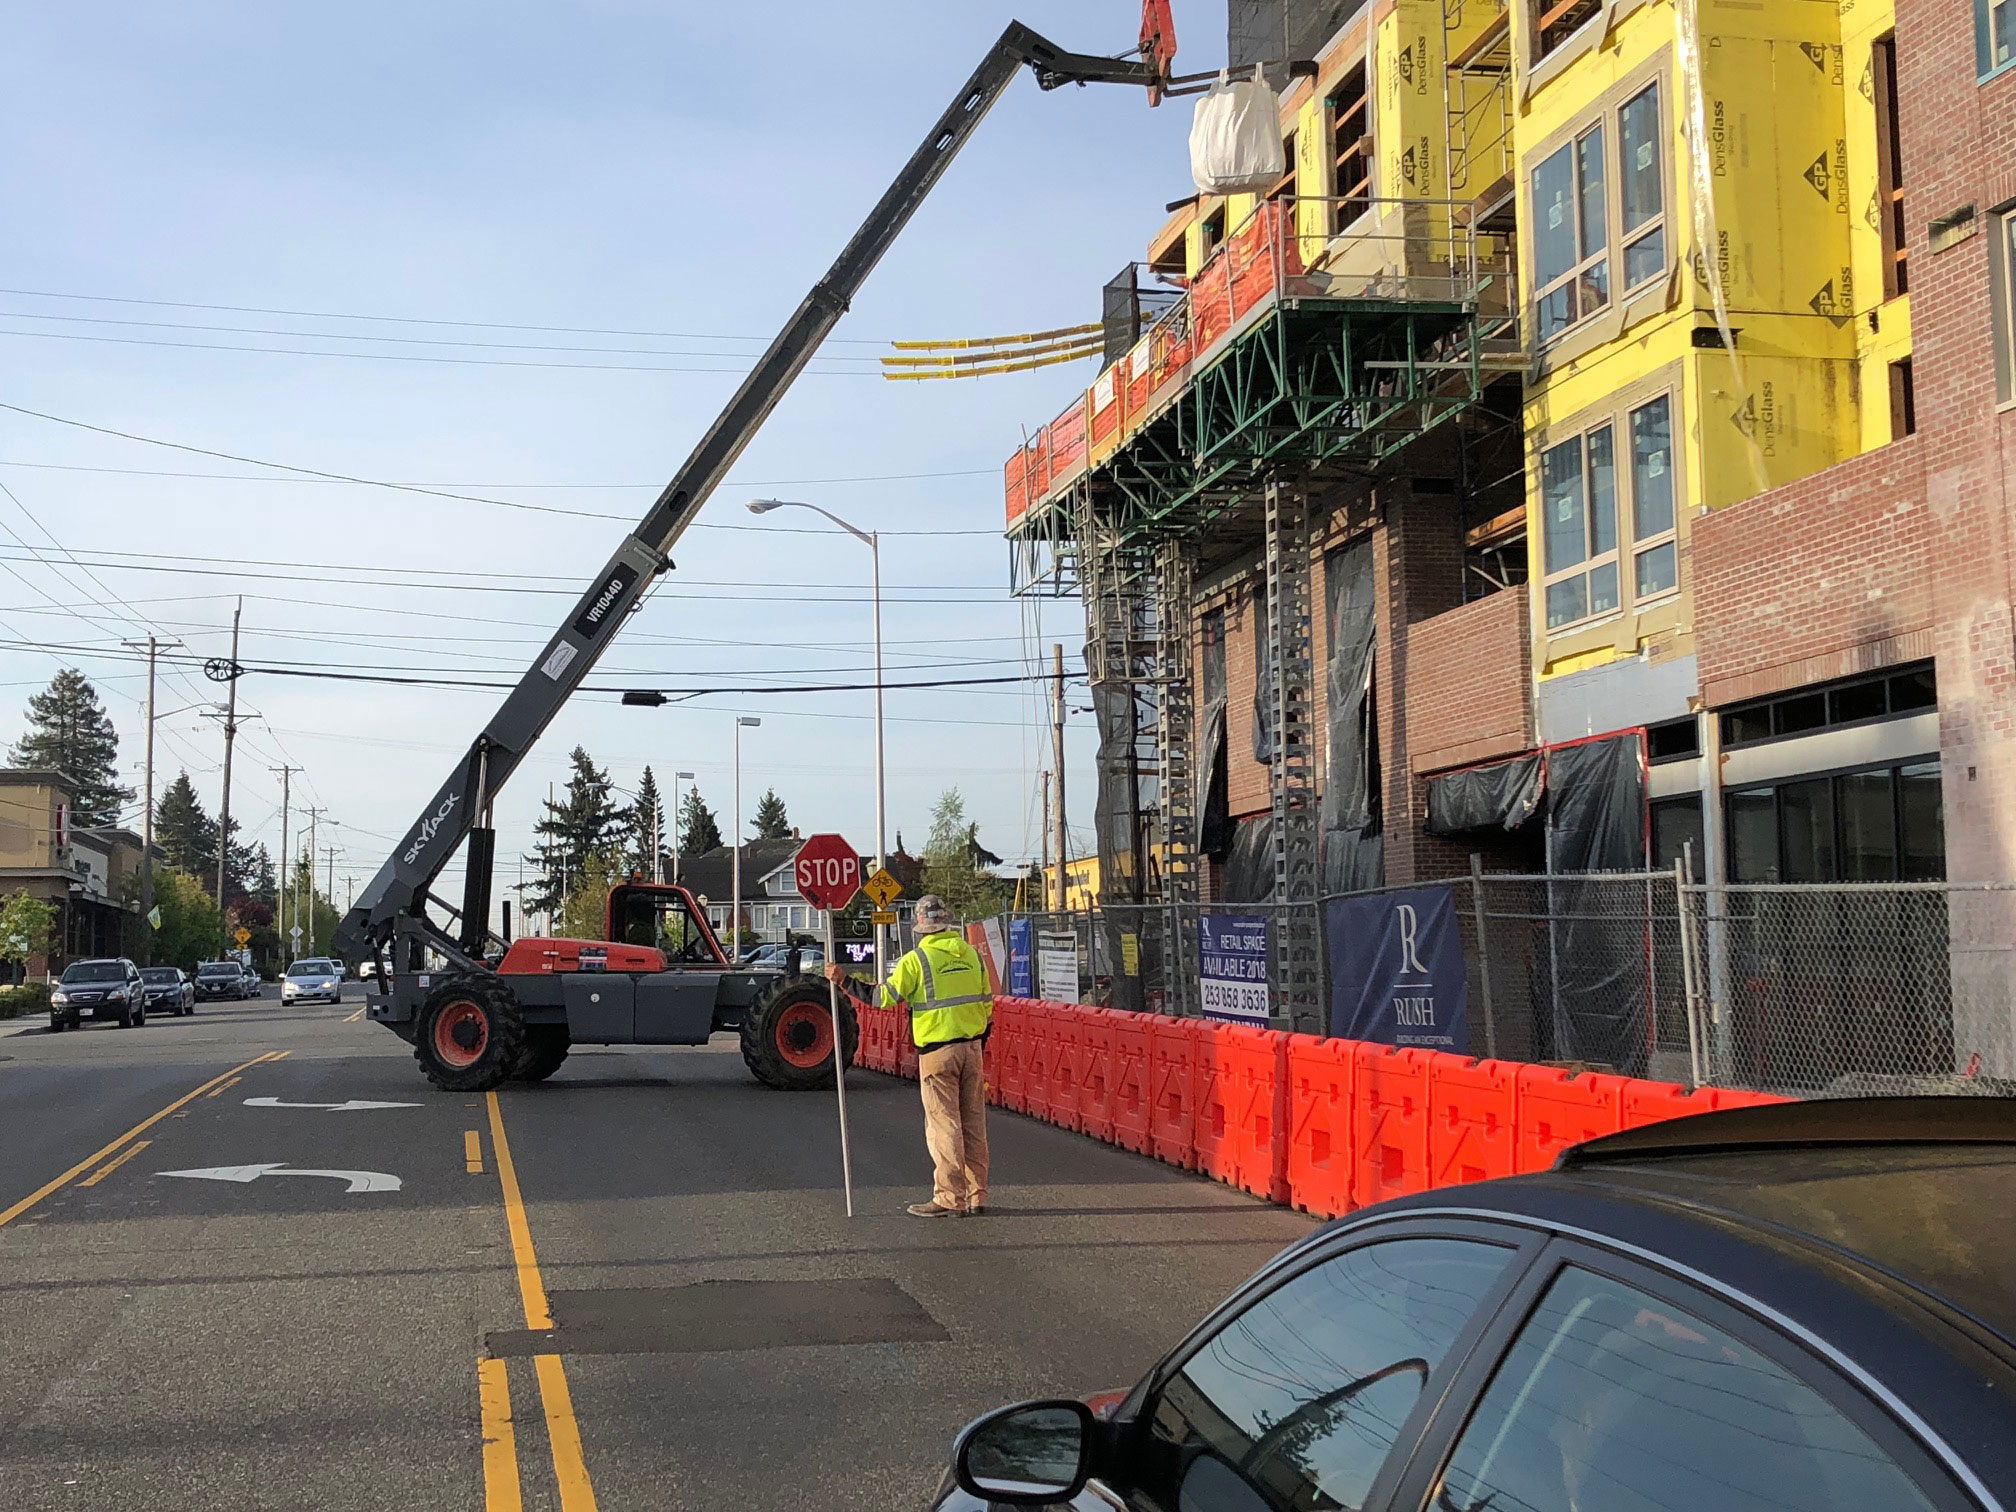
[826,894,991,1217]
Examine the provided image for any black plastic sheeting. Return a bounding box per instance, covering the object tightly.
[1220,814,1276,904]
[1425,754,1545,835]
[1320,539,1382,892]
[1198,699,1232,857]
[1544,734,1650,1075]
[1090,677,1155,1013]
[1252,583,1274,764]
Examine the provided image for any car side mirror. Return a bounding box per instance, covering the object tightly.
[953,1399,1096,1505]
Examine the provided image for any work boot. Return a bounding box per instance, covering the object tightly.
[906,1201,960,1218]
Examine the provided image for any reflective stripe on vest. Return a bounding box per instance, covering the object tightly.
[909,949,992,1013]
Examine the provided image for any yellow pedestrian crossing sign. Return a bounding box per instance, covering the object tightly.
[234,927,252,947]
[862,868,903,909]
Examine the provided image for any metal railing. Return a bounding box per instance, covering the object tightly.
[988,874,2016,1096]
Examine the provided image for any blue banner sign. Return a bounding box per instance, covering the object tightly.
[1007,917,1033,998]
[1199,913,1271,1023]
[1326,887,1468,1051]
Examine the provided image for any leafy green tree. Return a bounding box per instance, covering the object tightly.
[0,888,57,970]
[284,852,341,959]
[751,787,790,840]
[524,746,625,912]
[152,867,222,972]
[678,783,723,857]
[556,851,621,941]
[919,789,1009,921]
[627,766,667,878]
[10,669,132,826]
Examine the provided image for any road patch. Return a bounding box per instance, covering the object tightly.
[484,1277,950,1357]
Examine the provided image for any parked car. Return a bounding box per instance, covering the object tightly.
[138,966,195,1017]
[194,961,257,1001]
[281,957,343,1004]
[49,958,148,1029]
[358,959,377,981]
[936,1097,2016,1512]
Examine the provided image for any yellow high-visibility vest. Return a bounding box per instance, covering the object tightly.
[881,931,992,1048]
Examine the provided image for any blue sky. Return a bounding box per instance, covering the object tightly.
[2,1,1226,910]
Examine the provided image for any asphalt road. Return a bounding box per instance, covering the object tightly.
[0,986,1317,1510]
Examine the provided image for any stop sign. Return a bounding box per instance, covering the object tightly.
[794,833,862,912]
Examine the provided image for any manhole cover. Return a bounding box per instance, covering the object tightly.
[486,1277,948,1356]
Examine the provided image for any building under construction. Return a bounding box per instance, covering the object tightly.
[1003,0,2016,1047]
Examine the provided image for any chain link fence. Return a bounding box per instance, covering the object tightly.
[990,876,2016,1097]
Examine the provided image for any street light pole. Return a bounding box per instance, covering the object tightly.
[731,718,760,957]
[746,498,886,981]
[672,769,695,886]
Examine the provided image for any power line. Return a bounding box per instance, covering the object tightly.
[0,285,899,344]
[0,401,1004,532]
[0,324,890,377]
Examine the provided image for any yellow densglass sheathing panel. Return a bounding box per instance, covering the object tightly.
[1694,340,1858,511]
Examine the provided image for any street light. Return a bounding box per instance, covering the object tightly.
[731,717,760,958]
[747,497,887,983]
[672,770,695,886]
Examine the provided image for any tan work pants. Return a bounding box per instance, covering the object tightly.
[919,1038,989,1209]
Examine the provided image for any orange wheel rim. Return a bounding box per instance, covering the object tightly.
[433,1000,489,1068]
[775,1001,832,1069]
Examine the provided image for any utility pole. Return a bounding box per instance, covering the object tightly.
[322,845,338,924]
[345,874,357,911]
[271,764,298,961]
[303,806,326,953]
[1051,643,1068,913]
[1039,768,1052,913]
[214,600,243,940]
[652,788,663,884]
[124,633,181,965]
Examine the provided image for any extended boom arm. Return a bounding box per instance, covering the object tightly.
[333,22,1153,979]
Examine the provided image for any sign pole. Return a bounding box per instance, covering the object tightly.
[824,905,854,1217]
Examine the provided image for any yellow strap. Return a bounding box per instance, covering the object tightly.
[889,322,1101,352]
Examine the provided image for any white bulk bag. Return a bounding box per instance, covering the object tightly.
[1189,66,1285,196]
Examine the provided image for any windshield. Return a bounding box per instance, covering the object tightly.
[288,959,338,976]
[140,968,181,983]
[196,963,237,977]
[60,961,125,983]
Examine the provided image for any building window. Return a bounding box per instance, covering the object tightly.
[1200,205,1227,259]
[1535,0,1602,59]
[1727,761,1942,882]
[1720,662,1935,747]
[1330,65,1371,233]
[1268,131,1297,202]
[1646,716,1700,763]
[1541,393,1676,630]
[1531,85,1668,343]
[1889,357,1916,439]
[1994,207,2016,405]
[1651,794,1705,878]
[1616,85,1665,290]
[1532,126,1608,341]
[1202,607,1227,705]
[1979,0,2013,76]
[1872,35,1909,298]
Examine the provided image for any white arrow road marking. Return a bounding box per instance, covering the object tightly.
[241,1097,422,1112]
[157,1163,402,1193]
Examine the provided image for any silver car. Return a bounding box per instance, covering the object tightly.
[281,957,343,1004]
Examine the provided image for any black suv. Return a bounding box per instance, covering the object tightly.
[49,958,148,1030]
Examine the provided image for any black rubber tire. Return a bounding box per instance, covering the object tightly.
[739,977,859,1091]
[512,1027,571,1083]
[412,975,525,1092]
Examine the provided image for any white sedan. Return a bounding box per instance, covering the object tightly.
[282,958,344,1004]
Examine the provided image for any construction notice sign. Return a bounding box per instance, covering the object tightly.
[1199,914,1270,1023]
[1036,930,1078,1004]
[1325,888,1467,1051]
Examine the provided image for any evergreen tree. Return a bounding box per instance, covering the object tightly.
[752,786,790,840]
[10,669,132,827]
[627,766,667,878]
[154,771,218,876]
[678,784,723,857]
[524,746,625,912]
[919,788,1008,920]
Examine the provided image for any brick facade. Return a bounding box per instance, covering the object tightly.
[1691,437,1933,707]
[1402,585,1536,774]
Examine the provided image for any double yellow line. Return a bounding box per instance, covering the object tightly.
[478,1090,599,1511]
[0,1050,288,1230]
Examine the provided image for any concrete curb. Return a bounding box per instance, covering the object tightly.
[0,1018,46,1038]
